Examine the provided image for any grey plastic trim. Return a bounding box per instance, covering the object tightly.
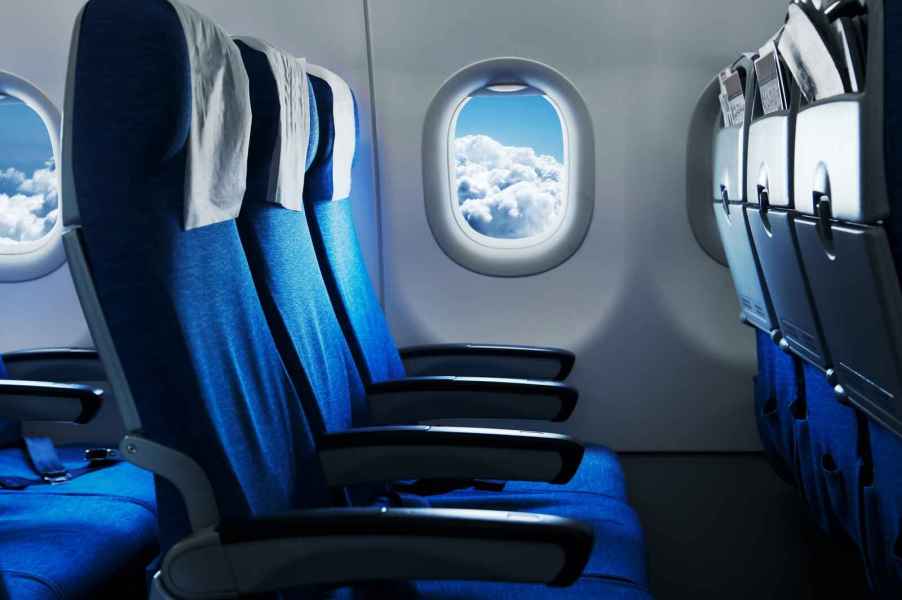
[122,434,221,534]
[0,72,65,282]
[422,57,594,277]
[746,208,829,367]
[714,202,776,333]
[795,218,902,437]
[160,531,236,599]
[747,114,793,208]
[792,0,886,222]
[159,507,592,596]
[686,77,727,266]
[61,5,86,227]
[63,230,142,431]
[149,572,179,600]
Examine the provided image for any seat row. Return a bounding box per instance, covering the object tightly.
[0,0,652,597]
[702,0,902,595]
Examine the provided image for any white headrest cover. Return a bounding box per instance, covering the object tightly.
[307,64,355,201]
[235,37,310,211]
[168,0,252,230]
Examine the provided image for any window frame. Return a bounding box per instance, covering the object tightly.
[423,57,594,277]
[447,90,571,249]
[0,71,65,282]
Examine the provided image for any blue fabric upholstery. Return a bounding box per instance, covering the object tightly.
[310,197,406,384]
[70,0,331,557]
[305,75,406,385]
[0,445,155,506]
[302,72,629,502]
[234,57,649,591]
[0,355,158,596]
[236,40,365,436]
[0,492,157,599]
[0,446,158,599]
[863,421,902,597]
[799,365,865,551]
[70,3,652,596]
[0,352,156,596]
[354,577,654,599]
[753,331,794,483]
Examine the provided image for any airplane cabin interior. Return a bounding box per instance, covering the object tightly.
[0,0,899,598]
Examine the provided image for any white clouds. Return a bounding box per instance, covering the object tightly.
[453,134,564,239]
[0,162,59,245]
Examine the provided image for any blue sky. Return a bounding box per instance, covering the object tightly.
[454,94,564,161]
[452,92,566,240]
[0,97,53,175]
[0,96,58,245]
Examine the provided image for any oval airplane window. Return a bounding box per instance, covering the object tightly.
[0,71,64,282]
[424,58,593,277]
[450,89,567,245]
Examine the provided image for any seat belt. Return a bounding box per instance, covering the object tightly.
[23,436,71,483]
[0,440,121,490]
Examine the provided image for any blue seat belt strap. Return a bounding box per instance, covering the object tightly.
[23,435,70,483]
[0,447,121,490]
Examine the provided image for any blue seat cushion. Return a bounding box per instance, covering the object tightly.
[500,445,627,500]
[425,492,647,587]
[352,577,654,599]
[0,445,156,508]
[0,491,158,599]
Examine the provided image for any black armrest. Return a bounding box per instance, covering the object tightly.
[318,425,583,486]
[1,347,104,382]
[0,379,103,424]
[399,344,575,381]
[2,347,99,363]
[367,376,577,424]
[159,507,593,596]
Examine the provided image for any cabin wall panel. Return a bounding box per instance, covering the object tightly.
[367,0,787,451]
[0,0,382,352]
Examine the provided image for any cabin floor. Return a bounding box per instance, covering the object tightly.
[621,453,871,599]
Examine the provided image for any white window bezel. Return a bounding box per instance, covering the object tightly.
[447,90,571,249]
[423,57,594,277]
[0,71,64,282]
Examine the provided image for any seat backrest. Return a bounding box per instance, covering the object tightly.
[234,40,368,436]
[303,67,406,385]
[65,0,330,553]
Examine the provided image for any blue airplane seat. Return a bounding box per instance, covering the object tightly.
[863,420,902,597]
[753,330,797,485]
[66,3,653,596]
[798,364,866,552]
[301,66,629,501]
[0,357,158,599]
[861,2,902,586]
[233,43,648,588]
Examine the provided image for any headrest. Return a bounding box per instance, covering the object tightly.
[63,0,251,231]
[234,37,311,212]
[169,0,251,229]
[305,64,357,202]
